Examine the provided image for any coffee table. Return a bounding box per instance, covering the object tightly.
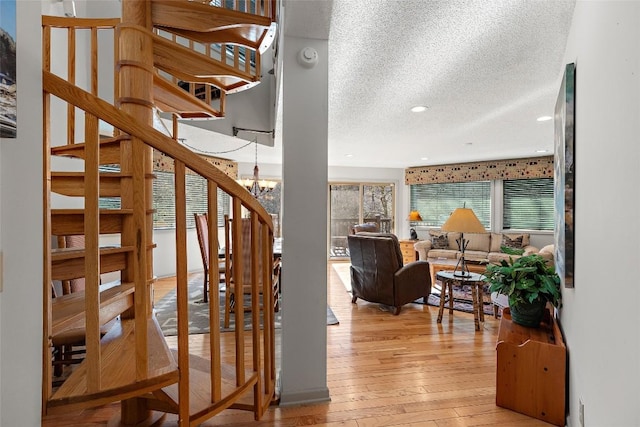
[436,270,487,331]
[427,257,488,292]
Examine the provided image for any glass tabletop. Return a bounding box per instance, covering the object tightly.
[436,270,486,282]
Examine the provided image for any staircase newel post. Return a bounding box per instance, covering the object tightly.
[118,0,156,424]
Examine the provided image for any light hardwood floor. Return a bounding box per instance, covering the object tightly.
[43,261,550,426]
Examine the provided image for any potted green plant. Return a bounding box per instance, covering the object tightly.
[484,254,561,327]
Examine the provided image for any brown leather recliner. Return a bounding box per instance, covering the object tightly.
[347,232,432,315]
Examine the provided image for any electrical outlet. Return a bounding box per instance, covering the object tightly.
[579,398,585,427]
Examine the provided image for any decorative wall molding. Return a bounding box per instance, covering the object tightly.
[405,156,554,185]
[153,150,238,178]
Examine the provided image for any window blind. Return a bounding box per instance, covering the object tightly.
[410,181,491,229]
[153,171,230,229]
[503,178,554,231]
[98,166,230,229]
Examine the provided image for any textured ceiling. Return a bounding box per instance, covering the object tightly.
[179,0,576,169]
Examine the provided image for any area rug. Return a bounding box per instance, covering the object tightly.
[332,262,494,316]
[155,273,338,336]
[332,262,352,293]
[422,291,495,316]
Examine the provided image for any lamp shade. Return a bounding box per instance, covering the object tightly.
[441,207,486,233]
[407,210,422,221]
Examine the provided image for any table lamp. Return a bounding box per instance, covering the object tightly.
[441,206,485,277]
[407,210,422,221]
[407,210,422,239]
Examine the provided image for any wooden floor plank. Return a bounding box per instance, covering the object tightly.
[42,262,550,426]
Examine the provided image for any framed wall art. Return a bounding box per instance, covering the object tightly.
[554,62,575,288]
[0,0,17,138]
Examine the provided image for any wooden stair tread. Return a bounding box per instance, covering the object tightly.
[150,0,272,34]
[51,245,133,281]
[51,244,131,261]
[159,350,258,420]
[49,317,179,412]
[150,30,257,94]
[51,172,123,198]
[157,24,276,54]
[51,209,133,235]
[51,282,134,337]
[153,74,222,119]
[50,136,128,164]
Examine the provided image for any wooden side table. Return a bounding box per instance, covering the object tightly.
[436,270,486,331]
[398,239,419,265]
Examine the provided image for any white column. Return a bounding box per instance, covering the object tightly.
[279,36,329,405]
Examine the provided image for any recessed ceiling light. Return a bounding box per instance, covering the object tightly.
[411,105,428,113]
[420,157,429,161]
[344,154,354,158]
[537,116,552,122]
[535,149,548,153]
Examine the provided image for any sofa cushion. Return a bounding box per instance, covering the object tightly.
[465,232,491,252]
[538,244,555,262]
[463,250,489,262]
[490,233,503,253]
[488,252,523,264]
[429,231,449,249]
[446,232,461,249]
[428,249,458,259]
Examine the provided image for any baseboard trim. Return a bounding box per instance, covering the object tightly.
[278,387,331,407]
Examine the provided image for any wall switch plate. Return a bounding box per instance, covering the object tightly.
[579,398,585,426]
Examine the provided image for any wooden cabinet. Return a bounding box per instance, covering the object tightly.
[398,239,419,265]
[496,308,566,426]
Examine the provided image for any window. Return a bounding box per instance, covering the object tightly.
[328,182,395,257]
[410,181,491,229]
[153,171,230,229]
[98,167,230,229]
[503,178,554,231]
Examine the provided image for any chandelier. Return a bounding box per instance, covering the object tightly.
[237,141,277,197]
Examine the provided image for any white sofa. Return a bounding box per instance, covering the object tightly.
[414,230,542,264]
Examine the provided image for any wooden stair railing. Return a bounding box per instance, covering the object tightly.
[42,6,277,426]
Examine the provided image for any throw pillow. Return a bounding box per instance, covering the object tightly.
[502,234,523,249]
[504,232,530,247]
[500,245,525,256]
[430,232,449,249]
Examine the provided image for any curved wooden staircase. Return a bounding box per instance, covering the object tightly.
[42,1,279,425]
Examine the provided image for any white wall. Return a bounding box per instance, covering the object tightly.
[279,35,329,405]
[0,1,43,425]
[560,3,640,426]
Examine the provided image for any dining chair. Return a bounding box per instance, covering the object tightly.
[193,213,226,303]
[223,215,280,329]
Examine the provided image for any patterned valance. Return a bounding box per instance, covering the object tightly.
[405,156,554,185]
[153,150,238,179]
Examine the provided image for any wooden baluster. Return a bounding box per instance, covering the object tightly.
[208,180,222,402]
